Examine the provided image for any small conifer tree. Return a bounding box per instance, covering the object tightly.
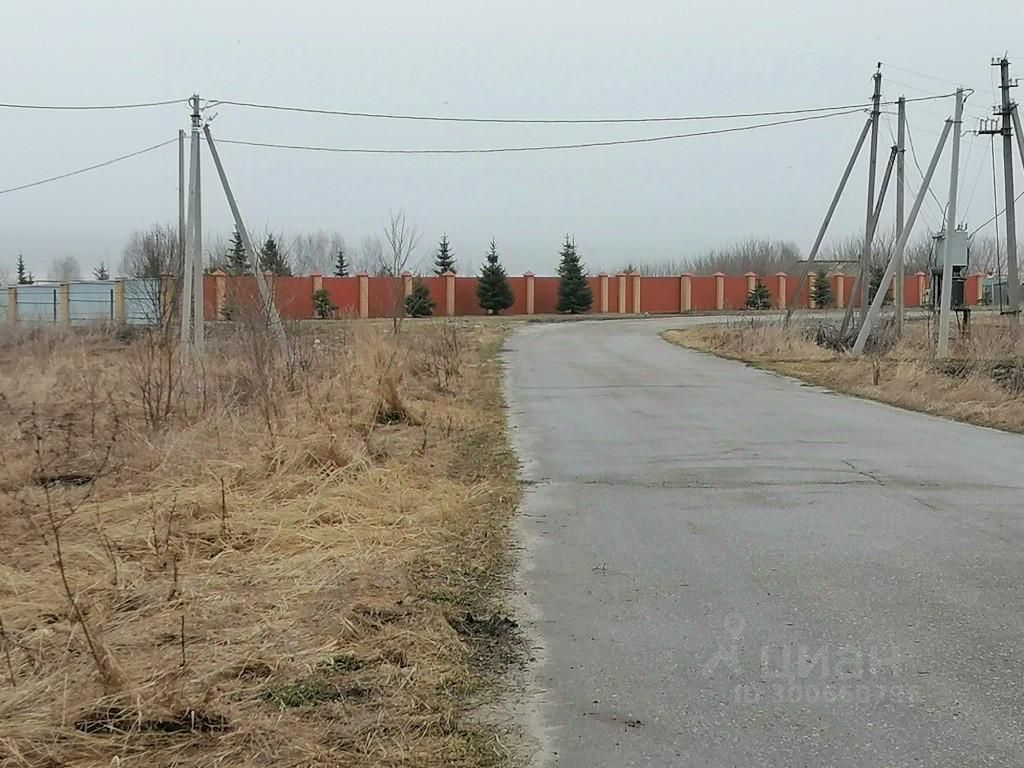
[433,233,456,275]
[225,230,250,275]
[745,280,772,309]
[312,288,336,319]
[555,235,592,314]
[333,247,349,277]
[811,267,834,308]
[93,261,110,281]
[405,279,435,317]
[476,239,515,314]
[259,235,291,276]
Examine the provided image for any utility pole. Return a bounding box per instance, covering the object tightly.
[853,117,954,356]
[203,123,289,357]
[937,88,965,357]
[785,118,872,322]
[841,144,897,336]
[180,111,196,359]
[861,66,882,322]
[190,95,204,353]
[998,57,1019,318]
[178,129,185,273]
[895,96,906,333]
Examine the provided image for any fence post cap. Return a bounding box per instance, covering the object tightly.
[523,271,535,278]
[597,271,608,277]
[775,271,788,277]
[211,269,227,277]
[442,271,455,278]
[915,271,927,277]
[681,272,693,277]
[400,271,412,278]
[712,271,726,277]
[744,271,757,277]
[356,271,369,277]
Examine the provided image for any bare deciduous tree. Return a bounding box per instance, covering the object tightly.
[381,211,422,329]
[48,255,82,282]
[121,224,181,278]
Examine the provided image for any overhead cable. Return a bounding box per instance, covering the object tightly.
[206,92,955,125]
[213,108,868,155]
[0,139,177,195]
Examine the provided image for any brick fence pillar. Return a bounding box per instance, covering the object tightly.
[807,270,817,309]
[680,273,692,312]
[745,272,757,295]
[835,271,845,309]
[357,272,369,319]
[444,271,455,316]
[7,286,16,325]
[113,279,126,322]
[59,282,71,325]
[598,272,609,313]
[617,272,627,313]
[915,272,927,306]
[776,272,787,309]
[632,272,641,314]
[524,272,535,315]
[211,270,227,318]
[713,272,725,310]
[401,271,412,298]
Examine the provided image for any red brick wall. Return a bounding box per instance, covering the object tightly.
[204,271,964,319]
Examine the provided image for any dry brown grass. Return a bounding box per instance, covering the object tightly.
[664,314,1024,433]
[0,317,519,767]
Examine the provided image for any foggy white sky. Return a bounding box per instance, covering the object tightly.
[1,1,1021,278]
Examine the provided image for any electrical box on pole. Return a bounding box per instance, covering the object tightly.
[930,229,969,311]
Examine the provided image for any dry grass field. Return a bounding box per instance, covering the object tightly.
[664,314,1024,433]
[0,317,519,767]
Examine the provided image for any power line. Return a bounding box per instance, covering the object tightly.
[206,92,954,125]
[880,61,998,98]
[0,139,177,195]
[0,97,185,111]
[212,108,865,154]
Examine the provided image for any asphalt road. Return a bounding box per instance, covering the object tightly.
[504,317,1024,767]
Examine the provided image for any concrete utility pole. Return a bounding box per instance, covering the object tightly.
[997,57,1019,317]
[191,96,204,353]
[203,123,289,357]
[853,117,954,356]
[841,144,897,336]
[180,109,196,359]
[861,66,883,321]
[895,96,906,334]
[178,129,186,272]
[785,117,872,322]
[937,88,965,357]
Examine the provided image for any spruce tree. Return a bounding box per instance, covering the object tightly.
[811,267,833,308]
[334,247,349,277]
[405,279,435,317]
[93,261,110,281]
[745,280,772,309]
[16,254,31,285]
[868,264,892,305]
[555,235,592,314]
[476,239,515,315]
[259,235,292,276]
[225,230,250,275]
[433,233,456,275]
